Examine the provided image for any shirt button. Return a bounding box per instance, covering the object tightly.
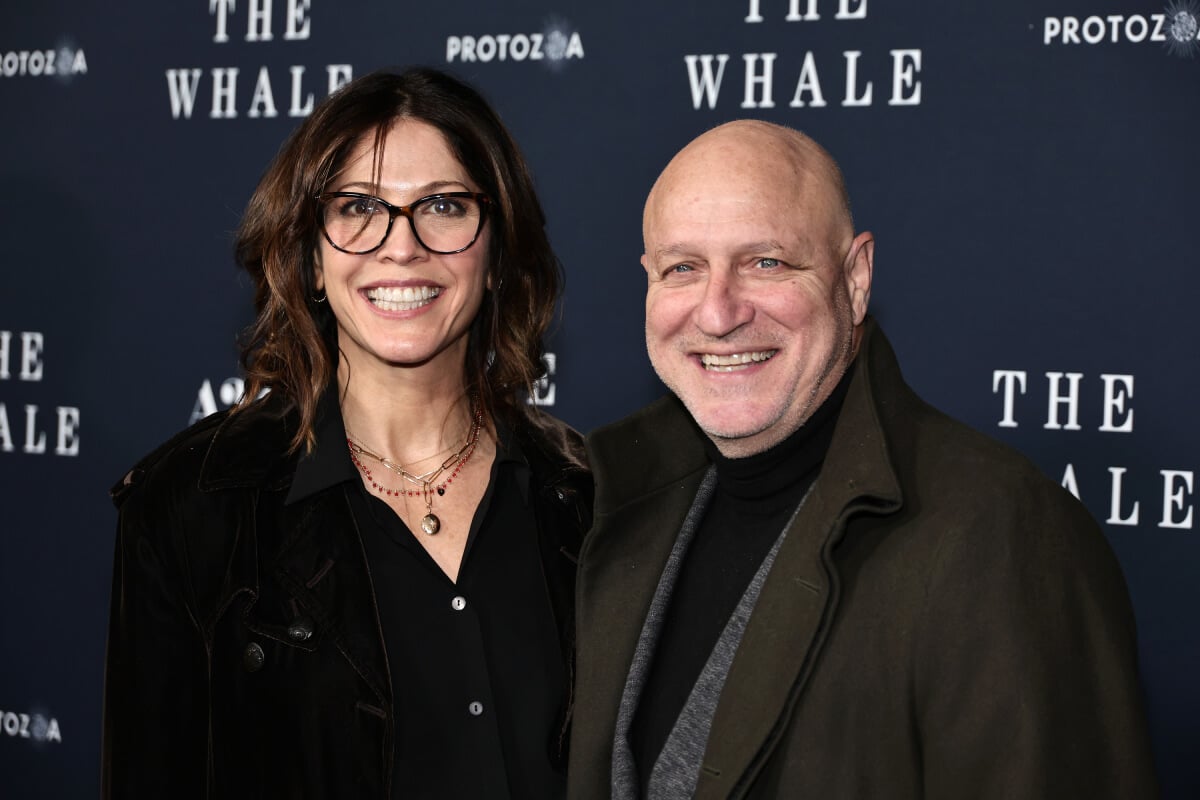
[468,701,484,716]
[451,596,467,611]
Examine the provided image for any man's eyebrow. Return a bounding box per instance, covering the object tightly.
[652,240,786,260]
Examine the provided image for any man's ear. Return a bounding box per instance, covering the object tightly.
[844,231,874,325]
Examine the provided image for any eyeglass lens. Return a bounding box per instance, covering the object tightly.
[321,194,484,254]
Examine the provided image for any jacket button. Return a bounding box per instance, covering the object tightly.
[287,617,315,642]
[243,642,265,672]
[468,701,484,716]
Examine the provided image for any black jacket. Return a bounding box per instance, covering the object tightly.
[102,397,592,799]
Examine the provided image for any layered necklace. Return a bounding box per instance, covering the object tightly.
[346,403,484,536]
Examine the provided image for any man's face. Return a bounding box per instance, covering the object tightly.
[641,136,872,457]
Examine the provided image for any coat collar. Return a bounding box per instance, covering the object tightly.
[576,316,906,797]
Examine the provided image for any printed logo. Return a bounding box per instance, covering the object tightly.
[0,707,62,745]
[446,19,585,71]
[1041,2,1200,56]
[684,0,923,111]
[0,43,87,82]
[0,330,81,457]
[166,1,353,120]
[190,376,249,424]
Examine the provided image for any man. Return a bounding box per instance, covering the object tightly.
[567,121,1157,799]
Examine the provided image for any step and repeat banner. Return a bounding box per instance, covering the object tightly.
[2,1,1196,796]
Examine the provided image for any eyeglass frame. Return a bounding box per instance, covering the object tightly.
[314,191,492,255]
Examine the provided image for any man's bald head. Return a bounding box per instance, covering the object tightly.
[644,120,855,259]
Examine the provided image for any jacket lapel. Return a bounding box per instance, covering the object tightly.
[693,323,904,797]
[571,397,710,798]
[271,486,392,705]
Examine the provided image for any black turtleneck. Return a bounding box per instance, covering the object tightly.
[630,367,853,787]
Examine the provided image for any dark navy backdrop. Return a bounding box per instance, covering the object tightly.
[2,1,1196,796]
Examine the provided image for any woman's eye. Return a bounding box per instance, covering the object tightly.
[341,197,380,217]
[427,198,465,216]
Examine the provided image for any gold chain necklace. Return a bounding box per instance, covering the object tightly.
[346,403,484,535]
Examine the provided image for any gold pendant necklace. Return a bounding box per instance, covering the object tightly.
[346,403,483,535]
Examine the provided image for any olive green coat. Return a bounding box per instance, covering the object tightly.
[568,319,1157,799]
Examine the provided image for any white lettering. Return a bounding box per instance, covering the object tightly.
[247,66,278,118]
[23,404,45,454]
[1082,16,1106,45]
[327,64,352,94]
[289,65,313,116]
[55,406,80,456]
[1063,17,1081,44]
[1159,470,1194,529]
[510,34,531,60]
[745,0,763,22]
[685,54,730,110]
[1151,13,1167,41]
[477,34,497,62]
[1098,374,1134,433]
[20,332,43,381]
[210,0,236,43]
[1061,463,1081,499]
[788,51,826,107]
[446,36,462,62]
[285,0,311,40]
[191,379,219,424]
[0,404,11,452]
[1044,17,1062,45]
[1043,371,1082,431]
[166,69,203,119]
[1126,15,1149,43]
[0,330,9,378]
[789,0,818,21]
[841,50,872,106]
[742,53,777,108]
[210,67,239,118]
[837,0,867,20]
[992,369,1027,428]
[247,0,274,42]
[1107,467,1139,526]
[887,49,921,106]
[566,31,585,59]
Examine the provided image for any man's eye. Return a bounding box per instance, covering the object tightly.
[757,257,781,268]
[668,263,693,274]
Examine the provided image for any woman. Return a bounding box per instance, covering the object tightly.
[102,68,591,799]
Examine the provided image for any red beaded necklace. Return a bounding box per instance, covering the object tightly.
[346,404,483,535]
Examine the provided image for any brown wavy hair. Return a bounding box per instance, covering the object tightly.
[233,68,561,453]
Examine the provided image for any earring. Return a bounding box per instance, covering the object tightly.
[312,290,327,304]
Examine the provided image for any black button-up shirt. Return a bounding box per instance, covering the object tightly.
[287,395,567,799]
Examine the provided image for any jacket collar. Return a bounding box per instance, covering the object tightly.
[578,316,906,796]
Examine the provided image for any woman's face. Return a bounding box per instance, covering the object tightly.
[314,118,491,381]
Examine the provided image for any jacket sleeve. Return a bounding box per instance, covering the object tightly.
[913,479,1159,799]
[102,479,211,800]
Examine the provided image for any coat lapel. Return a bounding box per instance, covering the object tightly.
[693,323,904,797]
[271,486,391,705]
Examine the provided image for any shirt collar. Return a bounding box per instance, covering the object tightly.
[286,383,358,505]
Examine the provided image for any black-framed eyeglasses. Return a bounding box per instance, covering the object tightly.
[315,191,491,255]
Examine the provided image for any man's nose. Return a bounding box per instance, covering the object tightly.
[693,270,754,337]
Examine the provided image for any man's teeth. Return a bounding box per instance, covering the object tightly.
[700,350,776,372]
[365,286,440,311]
